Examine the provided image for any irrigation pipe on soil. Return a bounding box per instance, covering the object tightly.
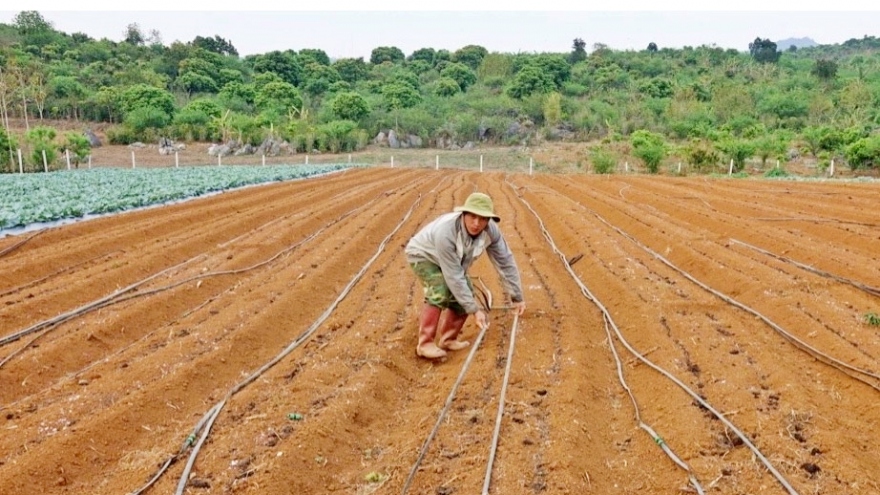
[0,230,43,258]
[512,183,800,495]
[400,322,492,495]
[482,313,520,495]
[0,182,406,370]
[591,213,880,392]
[135,193,424,495]
[730,238,880,297]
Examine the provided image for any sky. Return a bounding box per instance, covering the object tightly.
[3,2,879,60]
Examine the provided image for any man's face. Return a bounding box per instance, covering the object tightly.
[462,212,490,237]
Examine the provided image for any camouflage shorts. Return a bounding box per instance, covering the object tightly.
[410,261,471,315]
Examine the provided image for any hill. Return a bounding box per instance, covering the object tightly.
[776,36,818,51]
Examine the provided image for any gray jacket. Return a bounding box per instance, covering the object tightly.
[405,212,523,314]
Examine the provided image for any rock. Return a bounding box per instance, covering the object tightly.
[84,129,102,147]
[388,129,400,149]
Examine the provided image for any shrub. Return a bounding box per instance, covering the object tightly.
[590,148,616,174]
[631,130,667,174]
[684,139,719,172]
[60,132,91,166]
[844,135,880,170]
[26,126,58,171]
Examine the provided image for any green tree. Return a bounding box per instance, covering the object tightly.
[716,137,756,172]
[298,48,331,66]
[408,48,436,65]
[439,62,476,91]
[453,45,488,70]
[330,91,370,121]
[434,77,460,97]
[176,72,218,96]
[332,57,370,84]
[749,37,780,64]
[254,81,303,114]
[811,59,838,82]
[569,38,587,64]
[119,84,175,118]
[506,65,555,99]
[123,22,145,45]
[191,35,238,56]
[252,50,303,86]
[382,82,421,110]
[370,46,405,65]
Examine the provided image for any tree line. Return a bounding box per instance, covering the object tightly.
[2,10,880,173]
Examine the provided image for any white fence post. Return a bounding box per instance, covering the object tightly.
[175,151,179,168]
[218,153,222,166]
[262,154,266,166]
[131,151,136,169]
[728,159,734,175]
[435,155,439,170]
[305,155,309,165]
[625,161,629,173]
[480,155,483,172]
[42,150,48,172]
[17,149,23,174]
[348,154,351,163]
[66,149,71,170]
[390,156,394,168]
[88,155,92,169]
[829,159,835,177]
[529,157,533,175]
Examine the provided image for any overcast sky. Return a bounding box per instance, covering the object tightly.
[3,2,879,60]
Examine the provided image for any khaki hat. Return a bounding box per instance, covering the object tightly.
[454,192,500,222]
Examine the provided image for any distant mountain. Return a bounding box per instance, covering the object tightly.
[776,37,818,51]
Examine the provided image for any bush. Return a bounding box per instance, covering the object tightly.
[124,107,171,138]
[684,139,719,172]
[590,148,616,174]
[630,130,667,174]
[106,126,137,145]
[60,132,91,166]
[844,135,880,170]
[26,126,58,171]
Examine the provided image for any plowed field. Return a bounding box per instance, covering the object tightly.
[2,168,879,495]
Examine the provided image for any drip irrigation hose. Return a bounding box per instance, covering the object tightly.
[0,184,402,366]
[0,230,43,258]
[481,313,520,495]
[401,322,492,495]
[730,238,880,297]
[167,194,424,495]
[593,215,880,391]
[0,254,207,349]
[512,183,801,495]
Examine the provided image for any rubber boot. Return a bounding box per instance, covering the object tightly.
[416,304,447,359]
[438,310,470,351]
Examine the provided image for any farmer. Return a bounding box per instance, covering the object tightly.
[405,192,526,359]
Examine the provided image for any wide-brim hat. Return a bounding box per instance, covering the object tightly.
[453,192,500,222]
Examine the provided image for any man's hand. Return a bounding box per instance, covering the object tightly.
[475,309,490,330]
[512,300,526,316]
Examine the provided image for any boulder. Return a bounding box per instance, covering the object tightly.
[84,129,102,147]
[388,129,400,149]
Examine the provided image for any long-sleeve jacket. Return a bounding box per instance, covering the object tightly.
[405,212,523,314]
